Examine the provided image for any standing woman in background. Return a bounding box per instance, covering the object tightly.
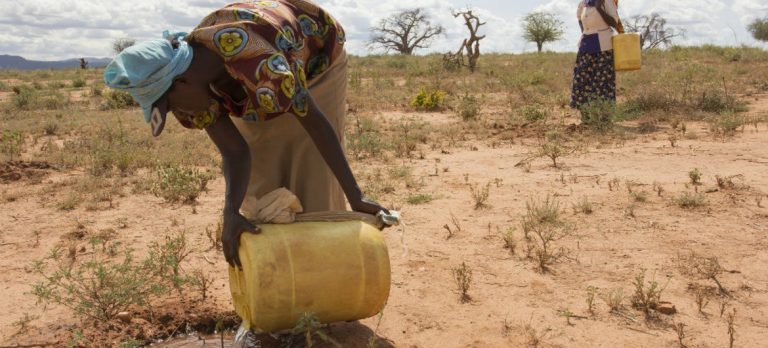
[570,0,624,122]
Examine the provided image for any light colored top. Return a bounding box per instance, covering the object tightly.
[577,0,620,52]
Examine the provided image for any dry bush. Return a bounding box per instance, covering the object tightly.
[522,196,572,273]
[677,252,729,295]
[452,262,473,303]
[675,192,707,209]
[468,181,491,209]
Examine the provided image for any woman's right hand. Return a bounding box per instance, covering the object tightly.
[221,210,261,269]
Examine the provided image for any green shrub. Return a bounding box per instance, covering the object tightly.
[521,104,548,122]
[697,92,747,113]
[72,77,87,88]
[406,193,433,205]
[41,90,69,109]
[579,99,615,132]
[411,88,446,111]
[102,90,138,110]
[708,112,746,136]
[10,86,38,110]
[675,192,707,209]
[151,164,213,203]
[32,232,191,321]
[456,94,480,121]
[347,115,388,160]
[623,91,679,113]
[1,130,23,161]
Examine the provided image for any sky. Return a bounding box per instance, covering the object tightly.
[0,0,766,61]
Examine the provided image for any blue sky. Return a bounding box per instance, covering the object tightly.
[0,0,765,60]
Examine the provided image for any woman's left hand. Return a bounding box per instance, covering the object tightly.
[350,196,389,215]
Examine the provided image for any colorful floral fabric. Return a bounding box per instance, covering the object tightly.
[570,50,616,110]
[175,0,345,129]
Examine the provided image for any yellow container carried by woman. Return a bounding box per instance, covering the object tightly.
[228,220,391,333]
[613,33,642,71]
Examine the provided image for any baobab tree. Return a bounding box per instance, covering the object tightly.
[369,8,444,55]
[624,13,685,50]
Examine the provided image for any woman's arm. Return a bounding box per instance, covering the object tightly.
[205,115,259,268]
[295,95,388,215]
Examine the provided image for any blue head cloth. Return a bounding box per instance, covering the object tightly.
[103,32,193,123]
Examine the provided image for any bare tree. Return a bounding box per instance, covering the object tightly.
[748,17,768,42]
[79,58,89,70]
[624,13,685,50]
[522,12,564,53]
[112,38,136,55]
[369,8,444,55]
[450,9,486,72]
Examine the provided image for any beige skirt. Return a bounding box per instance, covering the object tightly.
[232,51,348,213]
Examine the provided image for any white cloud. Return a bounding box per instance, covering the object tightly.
[0,0,763,61]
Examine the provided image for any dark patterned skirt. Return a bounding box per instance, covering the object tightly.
[570,50,616,109]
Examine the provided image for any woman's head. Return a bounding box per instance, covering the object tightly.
[103,35,194,135]
[104,35,227,136]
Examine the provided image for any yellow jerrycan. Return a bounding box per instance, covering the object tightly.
[613,33,642,71]
[228,220,391,333]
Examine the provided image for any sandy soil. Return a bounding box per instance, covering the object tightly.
[1,100,767,347]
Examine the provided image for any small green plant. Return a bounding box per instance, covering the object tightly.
[452,262,473,303]
[1,130,23,161]
[689,168,702,185]
[468,182,491,209]
[603,288,625,313]
[500,228,516,254]
[456,93,480,120]
[291,312,340,348]
[411,88,446,111]
[406,193,433,205]
[151,164,213,203]
[630,269,668,318]
[675,192,707,209]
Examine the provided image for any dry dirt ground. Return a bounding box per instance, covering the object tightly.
[1,98,767,347]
